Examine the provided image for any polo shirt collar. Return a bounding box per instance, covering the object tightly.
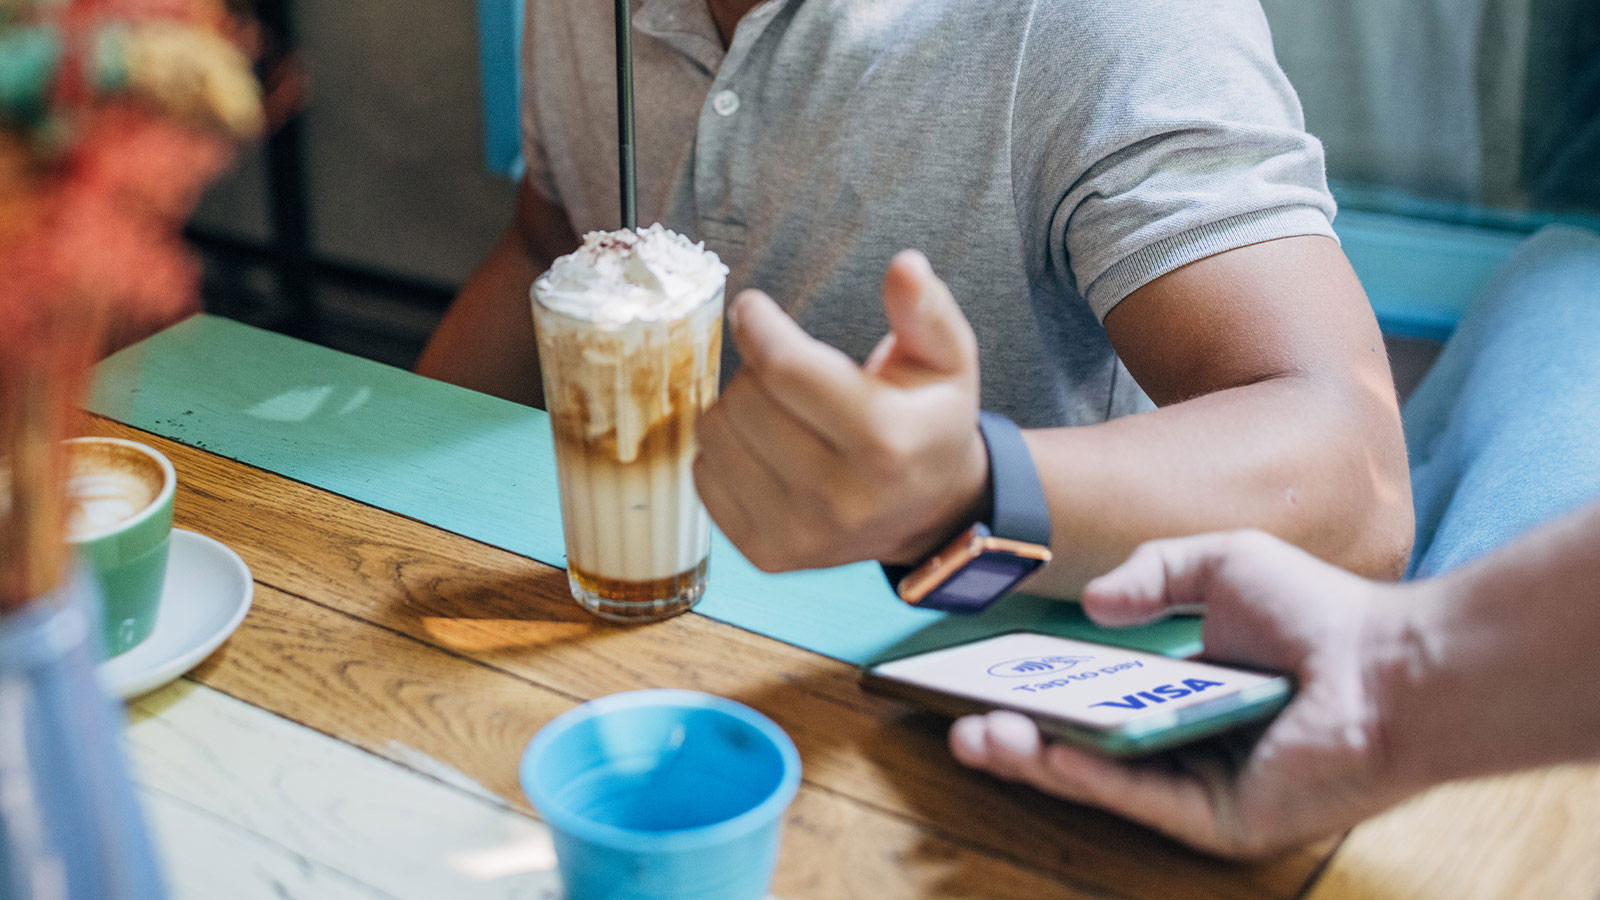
[634,0,725,74]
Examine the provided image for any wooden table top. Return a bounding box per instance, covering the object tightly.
[89,415,1600,900]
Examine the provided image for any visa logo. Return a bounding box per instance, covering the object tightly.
[1089,678,1226,710]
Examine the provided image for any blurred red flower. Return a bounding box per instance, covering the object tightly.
[2,1,263,605]
[0,103,234,358]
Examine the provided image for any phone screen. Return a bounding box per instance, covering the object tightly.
[870,632,1284,732]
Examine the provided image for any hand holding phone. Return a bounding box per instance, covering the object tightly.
[936,530,1417,859]
[862,631,1291,756]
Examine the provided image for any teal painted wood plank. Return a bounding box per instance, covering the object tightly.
[88,315,1201,664]
[91,315,569,566]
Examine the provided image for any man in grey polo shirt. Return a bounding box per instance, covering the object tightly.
[419,0,1414,596]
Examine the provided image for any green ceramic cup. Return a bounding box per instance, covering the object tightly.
[63,437,176,658]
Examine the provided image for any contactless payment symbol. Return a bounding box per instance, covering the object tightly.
[987,656,1094,678]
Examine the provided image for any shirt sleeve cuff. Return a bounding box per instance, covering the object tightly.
[1084,206,1339,322]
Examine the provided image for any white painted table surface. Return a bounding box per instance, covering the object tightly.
[125,680,781,900]
[127,679,564,900]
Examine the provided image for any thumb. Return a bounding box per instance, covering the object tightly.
[877,250,977,378]
[729,288,811,364]
[1080,534,1241,627]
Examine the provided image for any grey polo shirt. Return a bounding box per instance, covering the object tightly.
[521,0,1338,428]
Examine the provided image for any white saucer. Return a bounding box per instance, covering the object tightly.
[99,529,254,700]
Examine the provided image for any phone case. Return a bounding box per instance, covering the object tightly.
[860,632,1292,758]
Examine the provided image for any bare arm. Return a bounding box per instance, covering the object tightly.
[694,236,1412,596]
[1022,235,1413,594]
[1385,500,1600,783]
[415,179,578,405]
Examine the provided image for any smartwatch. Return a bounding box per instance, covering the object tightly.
[882,412,1052,614]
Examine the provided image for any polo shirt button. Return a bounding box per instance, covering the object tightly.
[712,89,741,117]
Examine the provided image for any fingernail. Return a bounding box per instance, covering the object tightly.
[949,716,989,764]
[893,248,930,275]
[986,711,1039,757]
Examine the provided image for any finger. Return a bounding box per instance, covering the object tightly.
[727,290,875,447]
[1031,743,1234,855]
[697,405,802,571]
[1080,532,1246,627]
[878,250,978,379]
[950,711,1242,855]
[693,413,766,560]
[718,374,839,498]
[862,331,897,376]
[977,711,1046,781]
[946,712,1034,781]
[948,715,992,768]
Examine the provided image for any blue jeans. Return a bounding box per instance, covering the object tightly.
[1404,225,1600,579]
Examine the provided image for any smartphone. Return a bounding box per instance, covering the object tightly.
[861,631,1292,757]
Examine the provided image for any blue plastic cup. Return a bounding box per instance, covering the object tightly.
[520,690,801,900]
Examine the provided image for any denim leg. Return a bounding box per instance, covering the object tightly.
[1404,225,1600,579]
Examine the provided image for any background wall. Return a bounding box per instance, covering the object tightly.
[191,0,513,366]
[189,0,1595,371]
[197,0,512,281]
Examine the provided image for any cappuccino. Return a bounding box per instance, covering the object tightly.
[533,226,726,621]
[65,440,165,540]
[63,437,176,657]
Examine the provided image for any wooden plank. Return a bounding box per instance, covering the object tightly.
[85,315,1202,664]
[90,415,1325,900]
[126,680,564,900]
[186,580,1101,899]
[1306,764,1600,900]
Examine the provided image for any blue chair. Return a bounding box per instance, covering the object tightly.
[476,0,524,179]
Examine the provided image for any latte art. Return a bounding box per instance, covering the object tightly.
[65,440,167,541]
[66,471,159,538]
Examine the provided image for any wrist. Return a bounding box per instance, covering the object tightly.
[1360,577,1459,792]
[883,422,990,566]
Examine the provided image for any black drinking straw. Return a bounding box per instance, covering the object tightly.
[614,0,638,231]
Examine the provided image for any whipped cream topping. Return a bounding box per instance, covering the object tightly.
[534,225,727,327]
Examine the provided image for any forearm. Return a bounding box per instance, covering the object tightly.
[1021,375,1413,597]
[417,180,576,406]
[1378,501,1600,787]
[415,229,549,405]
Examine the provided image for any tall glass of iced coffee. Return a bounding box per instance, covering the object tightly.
[532,226,727,622]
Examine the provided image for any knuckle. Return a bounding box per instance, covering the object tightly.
[696,411,726,448]
[1127,538,1169,565]
[786,527,830,566]
[745,541,790,574]
[717,515,754,551]
[958,327,980,364]
[821,490,870,533]
[1224,529,1277,556]
[750,344,804,382]
[861,429,912,475]
[1221,830,1273,861]
[718,375,755,409]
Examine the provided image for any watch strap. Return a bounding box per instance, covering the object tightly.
[880,412,1050,593]
[977,411,1051,547]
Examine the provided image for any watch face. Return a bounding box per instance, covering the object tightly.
[927,550,1046,607]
